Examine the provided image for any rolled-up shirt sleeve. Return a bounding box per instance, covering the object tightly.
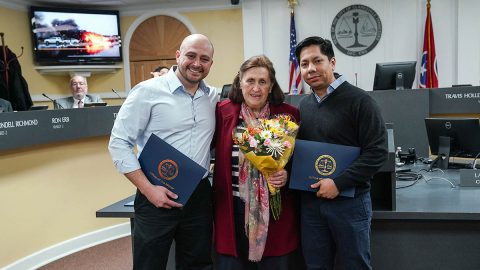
[108,85,152,174]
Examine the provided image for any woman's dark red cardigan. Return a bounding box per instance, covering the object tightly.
[213,99,301,257]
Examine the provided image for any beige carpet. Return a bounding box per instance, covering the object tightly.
[37,236,132,270]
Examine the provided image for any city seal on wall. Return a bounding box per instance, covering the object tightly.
[331,4,382,57]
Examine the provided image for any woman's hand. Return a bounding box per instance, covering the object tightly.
[268,169,288,188]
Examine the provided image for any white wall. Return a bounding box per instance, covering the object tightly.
[457,0,480,86]
[243,0,480,91]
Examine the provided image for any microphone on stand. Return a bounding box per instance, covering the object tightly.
[42,93,64,109]
[111,88,125,100]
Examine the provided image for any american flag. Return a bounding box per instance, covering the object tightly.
[419,0,438,88]
[288,10,303,95]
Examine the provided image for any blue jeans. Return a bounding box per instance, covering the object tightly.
[300,192,372,270]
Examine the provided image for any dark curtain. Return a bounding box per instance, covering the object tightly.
[0,46,33,111]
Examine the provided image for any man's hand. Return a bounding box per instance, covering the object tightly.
[310,178,339,199]
[125,169,183,209]
[268,169,288,188]
[143,185,183,209]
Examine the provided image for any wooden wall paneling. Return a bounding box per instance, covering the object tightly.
[129,15,191,87]
[129,59,177,87]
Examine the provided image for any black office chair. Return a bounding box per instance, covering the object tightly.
[220,84,232,99]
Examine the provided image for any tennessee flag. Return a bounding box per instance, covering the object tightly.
[419,0,438,88]
[288,10,303,95]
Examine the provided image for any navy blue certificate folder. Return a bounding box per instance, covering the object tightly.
[289,139,360,197]
[138,134,207,205]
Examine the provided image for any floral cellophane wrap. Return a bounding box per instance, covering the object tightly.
[233,114,299,220]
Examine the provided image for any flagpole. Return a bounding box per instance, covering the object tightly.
[287,0,297,23]
[287,0,298,9]
[420,0,438,88]
[426,0,431,86]
[288,1,297,20]
[288,0,297,27]
[287,0,303,95]
[427,0,433,87]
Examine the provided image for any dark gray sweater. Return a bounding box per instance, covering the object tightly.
[298,81,388,195]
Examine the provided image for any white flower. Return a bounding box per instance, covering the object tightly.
[260,130,272,140]
[266,140,285,158]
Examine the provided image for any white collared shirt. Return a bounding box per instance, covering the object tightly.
[313,74,346,104]
[73,97,85,108]
[109,67,219,176]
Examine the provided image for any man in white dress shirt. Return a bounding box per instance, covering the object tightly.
[109,34,218,270]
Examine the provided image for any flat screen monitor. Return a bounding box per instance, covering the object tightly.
[373,61,416,90]
[30,6,122,65]
[424,118,480,168]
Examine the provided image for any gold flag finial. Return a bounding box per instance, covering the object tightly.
[288,0,298,9]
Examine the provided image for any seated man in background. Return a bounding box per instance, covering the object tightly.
[54,75,103,109]
[150,65,169,78]
[0,98,13,112]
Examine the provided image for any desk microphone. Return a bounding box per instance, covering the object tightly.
[111,88,124,100]
[42,93,64,109]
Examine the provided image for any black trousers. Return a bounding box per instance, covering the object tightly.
[132,178,213,270]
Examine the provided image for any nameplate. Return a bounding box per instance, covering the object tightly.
[459,169,480,187]
[0,106,120,151]
[429,86,480,114]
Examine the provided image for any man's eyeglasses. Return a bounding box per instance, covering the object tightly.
[71,82,86,86]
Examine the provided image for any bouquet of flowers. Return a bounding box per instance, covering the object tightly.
[233,114,299,220]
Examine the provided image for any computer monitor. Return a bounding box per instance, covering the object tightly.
[424,118,480,169]
[373,61,416,90]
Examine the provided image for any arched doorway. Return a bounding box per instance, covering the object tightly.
[129,15,191,87]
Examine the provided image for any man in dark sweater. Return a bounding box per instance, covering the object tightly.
[295,36,388,270]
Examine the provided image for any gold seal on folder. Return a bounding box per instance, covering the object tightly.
[157,159,179,181]
[315,155,337,176]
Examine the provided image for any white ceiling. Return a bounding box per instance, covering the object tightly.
[3,0,184,8]
[0,0,237,11]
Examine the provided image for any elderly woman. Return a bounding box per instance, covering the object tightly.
[213,55,302,269]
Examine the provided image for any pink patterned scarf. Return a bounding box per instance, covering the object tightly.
[238,102,270,262]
